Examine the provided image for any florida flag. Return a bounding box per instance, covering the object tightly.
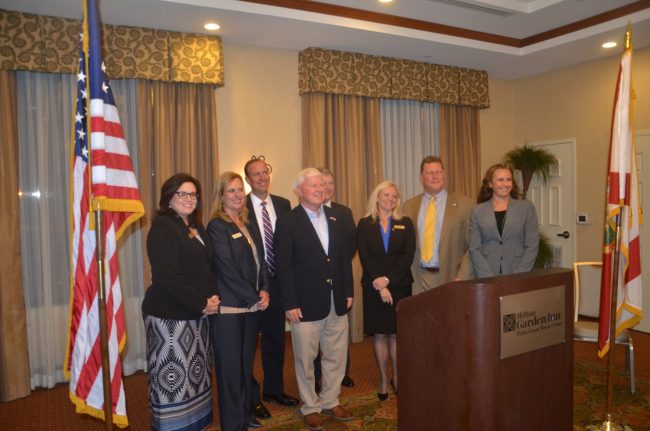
[64,0,144,426]
[598,30,643,358]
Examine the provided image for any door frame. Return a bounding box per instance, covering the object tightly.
[527,138,577,267]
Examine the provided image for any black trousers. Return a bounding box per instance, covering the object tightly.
[211,311,261,431]
[250,280,287,410]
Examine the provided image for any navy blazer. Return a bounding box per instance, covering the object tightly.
[245,193,292,262]
[274,205,354,322]
[207,217,269,309]
[469,198,539,278]
[357,215,415,289]
[143,214,217,320]
[329,201,357,260]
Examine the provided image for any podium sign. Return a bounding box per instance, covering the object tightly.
[500,284,566,359]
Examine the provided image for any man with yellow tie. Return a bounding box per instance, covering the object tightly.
[403,156,474,295]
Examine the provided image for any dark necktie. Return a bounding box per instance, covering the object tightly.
[261,201,276,277]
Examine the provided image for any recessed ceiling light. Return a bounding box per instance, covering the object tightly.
[602,41,617,49]
[378,0,393,3]
[204,23,220,31]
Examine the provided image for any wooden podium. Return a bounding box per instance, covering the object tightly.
[397,268,573,430]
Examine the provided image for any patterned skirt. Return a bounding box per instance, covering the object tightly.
[144,315,213,431]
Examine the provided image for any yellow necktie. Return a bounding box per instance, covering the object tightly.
[421,197,436,262]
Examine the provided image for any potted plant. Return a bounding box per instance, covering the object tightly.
[503,144,558,199]
[503,145,558,269]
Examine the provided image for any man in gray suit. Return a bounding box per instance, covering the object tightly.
[403,156,474,294]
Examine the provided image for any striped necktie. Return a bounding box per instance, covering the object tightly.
[261,201,276,277]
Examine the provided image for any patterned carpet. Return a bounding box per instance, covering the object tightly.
[254,360,649,431]
[0,334,648,430]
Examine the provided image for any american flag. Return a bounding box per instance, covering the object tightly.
[64,0,144,427]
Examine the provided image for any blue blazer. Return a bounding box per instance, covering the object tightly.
[274,205,354,322]
[207,217,269,309]
[469,198,539,278]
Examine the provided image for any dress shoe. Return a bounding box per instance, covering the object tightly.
[303,412,324,431]
[377,392,388,401]
[262,392,300,406]
[254,402,271,419]
[323,405,354,422]
[247,419,262,429]
[341,375,355,387]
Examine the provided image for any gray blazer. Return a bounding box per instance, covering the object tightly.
[469,198,539,278]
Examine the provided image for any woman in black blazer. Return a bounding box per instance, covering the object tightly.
[357,181,415,400]
[142,173,220,431]
[207,171,270,431]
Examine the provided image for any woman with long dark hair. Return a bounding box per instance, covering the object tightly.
[469,164,539,278]
[142,173,220,431]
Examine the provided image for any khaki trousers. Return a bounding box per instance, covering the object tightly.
[290,292,349,415]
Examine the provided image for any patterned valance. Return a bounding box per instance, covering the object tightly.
[0,9,223,85]
[299,47,489,109]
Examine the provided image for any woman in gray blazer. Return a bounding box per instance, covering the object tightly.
[469,164,539,278]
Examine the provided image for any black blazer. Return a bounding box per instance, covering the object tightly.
[329,201,357,260]
[143,214,217,320]
[207,217,269,309]
[274,205,354,322]
[245,193,292,262]
[357,215,415,289]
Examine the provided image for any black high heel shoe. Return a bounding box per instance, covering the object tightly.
[377,383,388,401]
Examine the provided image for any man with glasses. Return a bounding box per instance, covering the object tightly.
[403,156,474,295]
[244,156,299,423]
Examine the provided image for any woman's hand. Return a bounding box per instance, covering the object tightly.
[372,276,389,290]
[379,287,393,305]
[203,295,220,315]
[258,290,270,311]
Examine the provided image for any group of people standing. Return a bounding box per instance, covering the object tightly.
[141,154,540,431]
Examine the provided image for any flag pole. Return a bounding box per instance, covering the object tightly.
[94,208,114,431]
[600,207,625,431]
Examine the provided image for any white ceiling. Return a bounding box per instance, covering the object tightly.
[2,0,650,79]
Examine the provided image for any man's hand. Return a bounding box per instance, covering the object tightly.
[346,297,354,310]
[258,290,270,310]
[285,308,302,323]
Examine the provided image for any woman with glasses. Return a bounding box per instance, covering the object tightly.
[207,171,270,430]
[142,173,220,431]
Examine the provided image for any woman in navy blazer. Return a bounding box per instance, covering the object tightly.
[207,171,270,431]
[357,181,415,400]
[469,164,539,278]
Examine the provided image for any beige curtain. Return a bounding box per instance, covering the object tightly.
[0,70,31,401]
[438,104,481,200]
[137,80,220,285]
[302,93,383,342]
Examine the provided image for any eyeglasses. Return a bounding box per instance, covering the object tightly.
[175,191,199,200]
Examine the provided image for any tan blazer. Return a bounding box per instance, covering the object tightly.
[403,191,474,294]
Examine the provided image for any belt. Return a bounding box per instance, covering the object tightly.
[421,266,440,273]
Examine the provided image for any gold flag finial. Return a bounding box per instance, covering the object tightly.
[625,22,632,49]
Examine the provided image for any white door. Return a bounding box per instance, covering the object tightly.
[526,139,576,269]
[634,129,650,333]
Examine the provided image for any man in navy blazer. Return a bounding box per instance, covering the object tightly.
[313,168,356,390]
[244,157,299,420]
[275,168,354,430]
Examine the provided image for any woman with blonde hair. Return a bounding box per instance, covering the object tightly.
[207,171,270,430]
[356,181,415,400]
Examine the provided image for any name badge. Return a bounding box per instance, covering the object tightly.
[232,232,243,239]
[393,224,405,230]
